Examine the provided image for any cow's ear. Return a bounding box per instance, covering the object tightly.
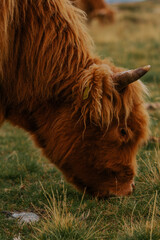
[113,65,151,92]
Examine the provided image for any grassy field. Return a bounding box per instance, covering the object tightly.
[0,1,160,239]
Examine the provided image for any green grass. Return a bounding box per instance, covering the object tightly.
[0,1,160,239]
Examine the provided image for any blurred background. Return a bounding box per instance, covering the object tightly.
[88,0,160,104]
[107,0,145,3]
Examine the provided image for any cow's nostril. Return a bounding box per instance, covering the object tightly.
[132,182,135,189]
[131,182,136,193]
[127,183,135,196]
[127,190,132,196]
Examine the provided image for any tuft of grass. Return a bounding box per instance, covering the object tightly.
[119,221,160,240]
[137,147,160,195]
[32,187,105,240]
[119,191,160,240]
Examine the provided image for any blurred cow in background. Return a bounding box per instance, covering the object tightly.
[74,0,115,23]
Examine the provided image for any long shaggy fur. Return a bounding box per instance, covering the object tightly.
[0,0,149,197]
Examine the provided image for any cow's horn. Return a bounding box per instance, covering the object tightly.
[113,65,151,91]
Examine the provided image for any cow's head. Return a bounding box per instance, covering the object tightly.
[56,63,150,198]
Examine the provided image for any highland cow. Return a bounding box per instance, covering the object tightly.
[0,0,149,197]
[74,0,115,23]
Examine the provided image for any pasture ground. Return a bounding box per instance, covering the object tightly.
[0,1,160,239]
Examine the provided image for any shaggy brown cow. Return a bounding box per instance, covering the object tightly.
[74,0,115,23]
[0,0,149,197]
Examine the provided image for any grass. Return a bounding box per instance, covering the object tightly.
[0,1,160,239]
[33,187,104,240]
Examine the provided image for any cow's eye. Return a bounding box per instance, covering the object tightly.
[120,128,127,136]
